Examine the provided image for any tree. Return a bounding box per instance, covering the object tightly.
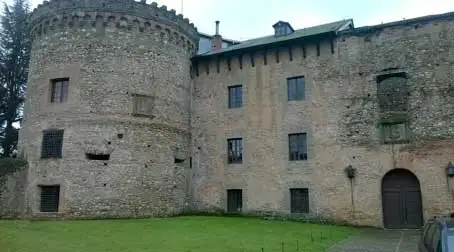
[0,0,31,157]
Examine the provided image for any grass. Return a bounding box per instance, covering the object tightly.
[0,216,359,252]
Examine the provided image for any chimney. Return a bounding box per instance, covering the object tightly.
[211,21,222,53]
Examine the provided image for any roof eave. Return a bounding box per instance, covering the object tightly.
[192,31,337,60]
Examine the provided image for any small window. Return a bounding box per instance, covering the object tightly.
[228,85,243,108]
[132,94,153,117]
[290,188,309,213]
[41,129,64,159]
[289,133,307,161]
[227,138,243,164]
[85,153,110,160]
[50,78,69,103]
[227,189,242,213]
[40,185,60,213]
[287,76,305,101]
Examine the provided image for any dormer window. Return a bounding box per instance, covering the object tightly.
[273,21,294,36]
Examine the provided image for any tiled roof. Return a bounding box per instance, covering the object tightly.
[196,19,353,57]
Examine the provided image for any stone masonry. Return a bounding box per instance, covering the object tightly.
[190,13,454,227]
[9,0,454,228]
[17,0,198,218]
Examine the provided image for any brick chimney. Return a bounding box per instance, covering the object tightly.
[211,21,222,53]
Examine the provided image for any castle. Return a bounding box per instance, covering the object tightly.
[1,0,454,229]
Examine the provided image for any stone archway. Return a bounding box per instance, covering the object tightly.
[381,168,423,229]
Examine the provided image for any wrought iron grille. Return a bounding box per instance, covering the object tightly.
[290,188,309,213]
[227,138,243,164]
[289,133,308,161]
[41,129,64,158]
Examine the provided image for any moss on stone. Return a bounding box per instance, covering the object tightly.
[0,158,27,178]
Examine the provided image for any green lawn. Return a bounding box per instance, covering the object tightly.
[0,216,358,252]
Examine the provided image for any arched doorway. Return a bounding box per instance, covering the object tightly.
[382,169,423,229]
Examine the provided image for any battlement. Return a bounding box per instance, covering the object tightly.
[29,0,199,49]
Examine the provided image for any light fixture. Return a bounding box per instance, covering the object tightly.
[344,165,356,179]
[447,162,454,177]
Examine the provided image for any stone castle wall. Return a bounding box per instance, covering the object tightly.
[190,14,454,227]
[18,0,198,218]
[0,165,28,218]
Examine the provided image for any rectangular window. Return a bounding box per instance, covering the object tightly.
[132,94,154,117]
[40,185,60,213]
[228,85,243,108]
[227,189,243,213]
[227,138,243,164]
[41,129,64,159]
[288,133,307,161]
[290,188,309,213]
[50,78,69,103]
[287,76,305,101]
[376,73,409,112]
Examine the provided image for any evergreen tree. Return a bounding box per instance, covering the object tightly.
[0,0,31,157]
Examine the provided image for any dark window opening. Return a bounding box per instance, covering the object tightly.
[290,188,309,213]
[41,129,64,159]
[85,153,110,160]
[50,78,69,103]
[174,158,184,164]
[189,157,192,168]
[227,189,243,213]
[228,85,243,108]
[40,185,60,213]
[289,133,308,161]
[376,72,409,112]
[287,76,305,101]
[227,138,243,164]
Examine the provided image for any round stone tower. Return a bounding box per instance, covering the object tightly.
[19,0,199,217]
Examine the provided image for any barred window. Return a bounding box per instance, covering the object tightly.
[287,76,305,101]
[289,133,308,161]
[41,129,64,159]
[227,138,243,164]
[228,85,243,108]
[40,185,60,213]
[290,188,309,213]
[50,78,69,103]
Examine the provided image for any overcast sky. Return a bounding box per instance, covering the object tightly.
[4,0,454,40]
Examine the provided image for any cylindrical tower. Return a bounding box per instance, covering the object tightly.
[19,0,199,217]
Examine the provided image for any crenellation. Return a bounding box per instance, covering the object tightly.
[29,0,199,52]
[30,9,198,55]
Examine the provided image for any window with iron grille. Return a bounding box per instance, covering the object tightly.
[287,76,305,101]
[376,73,409,112]
[41,129,64,159]
[132,94,154,117]
[50,78,69,103]
[227,189,243,213]
[289,133,307,161]
[227,138,243,164]
[290,188,309,213]
[228,85,243,108]
[40,185,60,213]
